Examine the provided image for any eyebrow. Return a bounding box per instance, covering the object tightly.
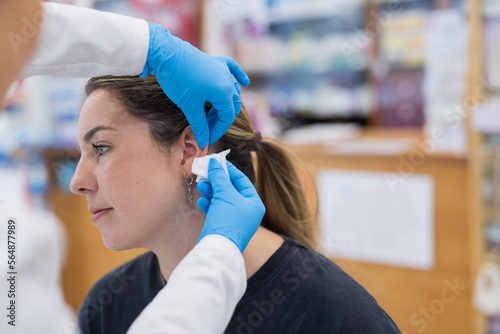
[83,126,118,143]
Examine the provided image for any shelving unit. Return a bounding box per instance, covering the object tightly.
[209,0,469,136]
[469,0,497,333]
[210,0,372,134]
[211,1,484,332]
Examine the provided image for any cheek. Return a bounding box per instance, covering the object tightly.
[93,159,138,215]
[101,157,182,217]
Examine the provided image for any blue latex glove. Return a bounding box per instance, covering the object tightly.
[140,22,250,149]
[196,159,265,253]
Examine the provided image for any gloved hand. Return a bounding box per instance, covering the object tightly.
[140,22,250,149]
[196,159,265,253]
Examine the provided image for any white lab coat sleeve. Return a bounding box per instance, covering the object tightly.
[21,3,149,78]
[127,234,246,334]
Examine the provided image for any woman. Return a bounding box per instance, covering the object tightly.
[72,75,401,334]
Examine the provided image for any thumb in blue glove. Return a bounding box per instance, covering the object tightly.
[196,159,265,253]
[140,22,250,149]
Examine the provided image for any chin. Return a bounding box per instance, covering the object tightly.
[100,232,140,251]
[103,242,130,252]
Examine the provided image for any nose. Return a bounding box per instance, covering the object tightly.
[70,158,97,195]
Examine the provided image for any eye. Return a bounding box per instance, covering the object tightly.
[92,143,110,157]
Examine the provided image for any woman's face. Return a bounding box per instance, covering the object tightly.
[70,90,191,251]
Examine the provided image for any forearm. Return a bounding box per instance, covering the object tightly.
[21,3,149,78]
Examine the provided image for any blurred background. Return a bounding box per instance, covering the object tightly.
[2,0,500,333]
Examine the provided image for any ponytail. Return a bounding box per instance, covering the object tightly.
[255,138,318,250]
[215,108,319,250]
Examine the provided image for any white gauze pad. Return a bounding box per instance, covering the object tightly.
[192,149,231,183]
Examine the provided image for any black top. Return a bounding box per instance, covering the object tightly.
[78,237,401,334]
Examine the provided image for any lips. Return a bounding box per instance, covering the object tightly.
[90,208,113,223]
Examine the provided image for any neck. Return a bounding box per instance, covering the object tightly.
[149,205,205,282]
[154,221,284,282]
[242,227,284,279]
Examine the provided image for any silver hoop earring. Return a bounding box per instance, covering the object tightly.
[184,174,194,207]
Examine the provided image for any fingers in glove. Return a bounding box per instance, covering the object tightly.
[225,57,250,87]
[227,161,260,199]
[207,102,235,146]
[234,86,242,117]
[197,197,210,215]
[207,159,232,192]
[196,181,213,200]
[207,107,217,128]
[182,106,210,149]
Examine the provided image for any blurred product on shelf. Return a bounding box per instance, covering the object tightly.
[97,0,200,46]
[378,8,425,71]
[377,70,424,127]
[423,8,468,153]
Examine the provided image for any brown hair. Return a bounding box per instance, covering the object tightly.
[85,75,318,250]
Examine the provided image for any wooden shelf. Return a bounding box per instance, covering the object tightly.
[288,128,473,333]
[467,0,487,332]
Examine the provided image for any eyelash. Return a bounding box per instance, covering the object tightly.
[92,143,110,157]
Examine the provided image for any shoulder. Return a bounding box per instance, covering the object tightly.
[276,240,365,301]
[86,251,157,298]
[283,239,401,333]
[78,251,161,334]
[225,238,400,333]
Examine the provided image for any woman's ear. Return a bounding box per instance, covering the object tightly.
[179,126,209,175]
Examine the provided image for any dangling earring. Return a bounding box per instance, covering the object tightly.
[184,174,194,207]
